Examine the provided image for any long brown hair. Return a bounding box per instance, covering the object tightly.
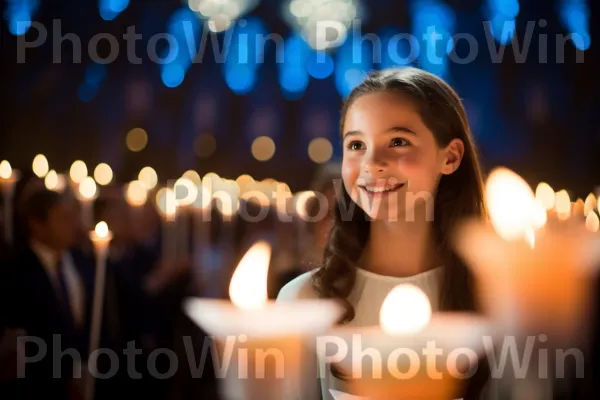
[312,67,487,323]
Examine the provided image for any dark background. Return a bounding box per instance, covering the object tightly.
[1,0,598,196]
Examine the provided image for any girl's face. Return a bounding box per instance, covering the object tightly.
[341,92,464,221]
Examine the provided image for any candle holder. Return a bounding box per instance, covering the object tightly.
[184,241,343,400]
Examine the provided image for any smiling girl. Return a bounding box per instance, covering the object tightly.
[278,67,488,399]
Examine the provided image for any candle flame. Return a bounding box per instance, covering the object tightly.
[380,284,431,335]
[229,241,271,310]
[156,188,177,218]
[138,166,158,190]
[70,160,88,183]
[485,168,536,241]
[44,170,58,190]
[555,190,571,220]
[94,163,113,186]
[584,193,597,217]
[0,160,12,179]
[125,180,148,207]
[295,191,317,219]
[78,176,97,200]
[586,212,600,233]
[535,182,555,210]
[95,221,110,238]
[32,154,49,178]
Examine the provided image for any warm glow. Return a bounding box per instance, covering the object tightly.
[535,182,555,210]
[586,212,600,233]
[236,174,254,192]
[193,185,212,210]
[138,166,158,190]
[251,136,276,161]
[531,199,547,229]
[524,228,535,249]
[584,193,597,217]
[126,128,148,152]
[32,154,49,178]
[295,190,316,218]
[213,191,239,216]
[572,198,585,217]
[94,221,110,238]
[228,241,271,310]
[194,133,217,158]
[94,163,113,186]
[485,168,536,240]
[125,181,148,207]
[308,137,333,164]
[44,170,58,190]
[174,177,199,206]
[0,160,12,179]
[182,170,202,185]
[70,160,88,183]
[555,190,571,220]
[380,284,432,335]
[156,187,177,218]
[78,177,97,200]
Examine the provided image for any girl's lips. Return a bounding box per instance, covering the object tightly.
[358,182,405,196]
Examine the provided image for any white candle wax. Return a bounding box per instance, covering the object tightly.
[0,166,19,245]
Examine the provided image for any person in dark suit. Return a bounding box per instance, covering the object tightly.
[3,189,89,399]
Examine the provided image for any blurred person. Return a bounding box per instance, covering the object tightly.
[277,68,490,399]
[2,188,90,399]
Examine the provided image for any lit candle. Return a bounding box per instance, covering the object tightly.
[584,193,597,217]
[455,168,600,345]
[554,189,571,221]
[184,241,343,400]
[86,221,113,400]
[174,177,198,258]
[156,187,177,263]
[76,176,98,229]
[322,285,490,399]
[586,212,599,233]
[0,160,19,245]
[572,198,585,218]
[124,180,148,227]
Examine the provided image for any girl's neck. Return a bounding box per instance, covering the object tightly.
[359,212,440,278]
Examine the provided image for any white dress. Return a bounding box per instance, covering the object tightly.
[276,266,443,400]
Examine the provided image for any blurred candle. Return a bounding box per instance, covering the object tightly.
[77,176,98,229]
[174,177,198,258]
[86,221,113,400]
[586,212,600,233]
[325,284,490,399]
[32,154,49,178]
[572,198,585,218]
[125,180,148,229]
[0,160,19,245]
[44,170,66,193]
[584,193,597,217]
[156,187,177,263]
[185,241,343,400]
[555,189,571,220]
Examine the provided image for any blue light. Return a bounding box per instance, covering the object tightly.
[334,32,372,98]
[160,7,203,88]
[489,15,516,45]
[99,0,129,21]
[6,0,39,36]
[85,63,106,84]
[560,0,591,51]
[410,0,455,79]
[161,63,185,88]
[306,51,334,79]
[488,0,520,19]
[277,33,310,97]
[78,82,99,102]
[223,16,267,93]
[225,64,255,94]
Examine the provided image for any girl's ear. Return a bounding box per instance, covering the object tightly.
[440,138,464,175]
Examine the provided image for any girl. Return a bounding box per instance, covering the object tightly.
[277,67,488,399]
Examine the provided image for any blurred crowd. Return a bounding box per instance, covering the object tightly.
[0,165,340,400]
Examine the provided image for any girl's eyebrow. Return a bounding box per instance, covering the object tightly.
[343,126,417,138]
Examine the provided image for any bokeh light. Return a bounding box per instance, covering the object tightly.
[251,136,276,161]
[308,137,333,164]
[126,128,148,152]
[94,163,113,186]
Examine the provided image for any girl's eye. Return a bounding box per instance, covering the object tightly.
[347,141,365,151]
[391,137,410,147]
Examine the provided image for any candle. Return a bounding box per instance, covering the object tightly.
[76,176,98,230]
[554,189,571,221]
[572,198,585,218]
[322,285,491,399]
[86,221,113,400]
[156,187,177,263]
[174,177,198,258]
[124,180,148,229]
[0,160,19,245]
[586,211,599,233]
[192,184,212,287]
[584,193,597,217]
[32,154,49,178]
[184,241,343,400]
[454,168,600,345]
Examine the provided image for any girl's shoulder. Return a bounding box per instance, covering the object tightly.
[276,268,320,301]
